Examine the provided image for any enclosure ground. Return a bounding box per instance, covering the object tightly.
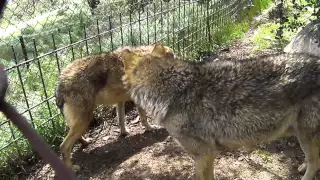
[18,24,320,180]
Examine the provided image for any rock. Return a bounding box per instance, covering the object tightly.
[284,20,320,57]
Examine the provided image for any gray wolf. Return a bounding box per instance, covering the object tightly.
[55,44,175,171]
[284,20,320,57]
[121,44,320,180]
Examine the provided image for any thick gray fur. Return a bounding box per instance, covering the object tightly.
[124,52,320,180]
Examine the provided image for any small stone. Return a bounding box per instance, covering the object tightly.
[238,156,244,161]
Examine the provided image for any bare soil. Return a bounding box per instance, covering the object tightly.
[18,24,320,180]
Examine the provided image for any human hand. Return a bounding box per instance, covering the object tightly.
[0,64,8,102]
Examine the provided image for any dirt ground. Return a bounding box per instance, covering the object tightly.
[18,23,320,180]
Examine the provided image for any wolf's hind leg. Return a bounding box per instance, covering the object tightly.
[60,104,93,172]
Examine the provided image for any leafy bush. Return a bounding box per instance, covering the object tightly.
[275,0,318,39]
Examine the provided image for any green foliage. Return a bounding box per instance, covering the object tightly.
[247,0,274,18]
[255,149,272,163]
[250,0,314,52]
[251,22,294,51]
[276,0,318,39]
[207,0,273,52]
[253,23,279,50]
[259,0,274,10]
[212,21,249,47]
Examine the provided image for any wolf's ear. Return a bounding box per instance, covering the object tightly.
[122,49,141,71]
[151,43,167,57]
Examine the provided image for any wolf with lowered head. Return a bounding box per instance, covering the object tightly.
[121,44,320,180]
[55,44,175,171]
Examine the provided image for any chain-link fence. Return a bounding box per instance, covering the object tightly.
[0,0,255,175]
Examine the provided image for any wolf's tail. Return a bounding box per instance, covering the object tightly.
[55,81,65,117]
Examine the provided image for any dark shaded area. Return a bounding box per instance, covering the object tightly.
[0,0,7,18]
[74,128,169,179]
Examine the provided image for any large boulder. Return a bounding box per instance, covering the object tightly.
[284,20,320,57]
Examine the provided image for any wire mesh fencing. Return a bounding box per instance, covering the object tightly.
[0,0,254,173]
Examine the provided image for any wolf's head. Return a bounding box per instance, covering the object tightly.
[117,43,176,60]
[148,43,176,59]
[121,43,176,87]
[122,43,176,123]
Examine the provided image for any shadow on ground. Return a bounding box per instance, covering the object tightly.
[74,128,169,179]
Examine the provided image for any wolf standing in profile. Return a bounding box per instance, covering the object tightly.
[55,44,175,171]
[122,44,320,180]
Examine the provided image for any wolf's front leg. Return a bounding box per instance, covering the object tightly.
[116,101,129,136]
[195,152,215,180]
[137,106,154,131]
[171,135,216,180]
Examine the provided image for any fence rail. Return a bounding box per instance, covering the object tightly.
[0,0,254,173]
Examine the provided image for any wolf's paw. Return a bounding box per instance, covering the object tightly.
[298,162,307,173]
